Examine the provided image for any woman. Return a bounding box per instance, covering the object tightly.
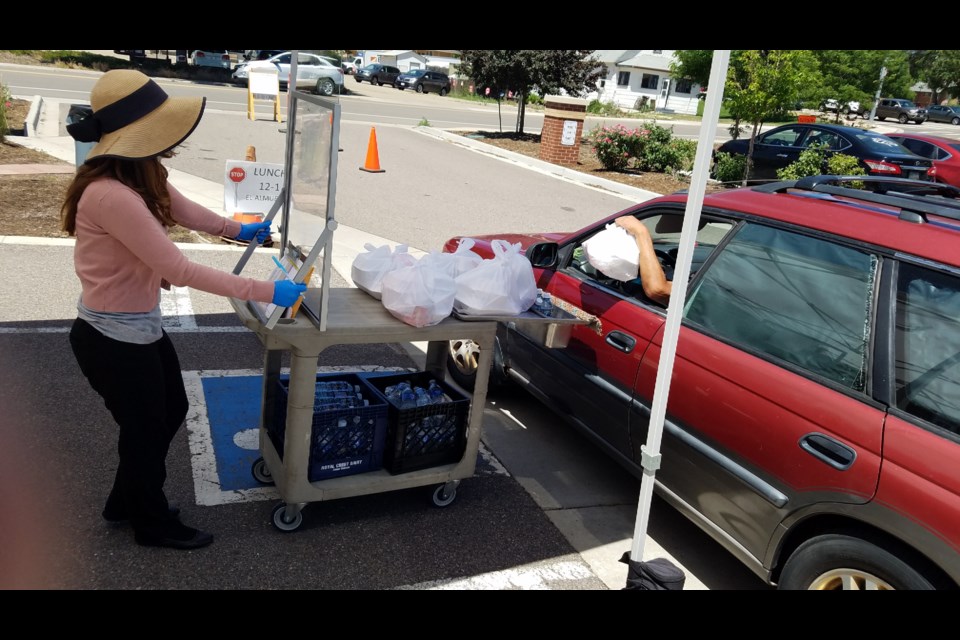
[62,69,305,550]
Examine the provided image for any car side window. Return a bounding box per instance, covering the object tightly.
[761,127,803,147]
[277,54,291,65]
[569,212,734,302]
[684,223,877,391]
[895,263,960,435]
[804,130,845,150]
[899,139,936,159]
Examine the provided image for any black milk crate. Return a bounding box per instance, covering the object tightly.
[272,373,388,482]
[362,371,469,475]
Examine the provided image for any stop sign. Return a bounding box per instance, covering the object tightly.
[229,167,246,183]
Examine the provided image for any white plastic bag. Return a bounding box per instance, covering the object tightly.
[422,238,483,280]
[581,223,640,281]
[351,243,416,299]
[381,257,457,327]
[454,239,537,316]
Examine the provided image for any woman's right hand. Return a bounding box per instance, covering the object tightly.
[272,280,307,307]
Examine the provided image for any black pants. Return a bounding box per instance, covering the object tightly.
[69,318,188,536]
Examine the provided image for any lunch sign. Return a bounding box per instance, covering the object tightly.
[224,160,286,214]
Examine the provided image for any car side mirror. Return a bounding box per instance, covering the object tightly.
[525,242,559,269]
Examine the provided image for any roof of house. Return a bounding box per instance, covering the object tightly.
[592,50,641,64]
[379,49,426,59]
[618,52,672,72]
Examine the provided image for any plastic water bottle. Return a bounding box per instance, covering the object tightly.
[533,289,544,313]
[399,387,417,410]
[428,380,446,404]
[541,292,553,316]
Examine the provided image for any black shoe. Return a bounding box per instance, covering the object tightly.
[102,504,181,525]
[135,528,214,550]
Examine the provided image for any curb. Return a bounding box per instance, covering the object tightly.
[25,94,42,138]
[413,127,662,204]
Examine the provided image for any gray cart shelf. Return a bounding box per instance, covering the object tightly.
[230,286,498,531]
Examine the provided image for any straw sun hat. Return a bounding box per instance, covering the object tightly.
[66,69,206,162]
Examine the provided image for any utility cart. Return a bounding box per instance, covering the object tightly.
[230,287,498,531]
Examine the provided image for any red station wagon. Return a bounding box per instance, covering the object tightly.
[445,175,960,590]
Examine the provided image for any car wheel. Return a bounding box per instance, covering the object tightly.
[315,77,335,96]
[416,83,424,94]
[447,338,480,390]
[899,114,909,124]
[952,117,960,126]
[439,87,449,96]
[375,77,382,86]
[778,534,937,590]
[355,76,362,83]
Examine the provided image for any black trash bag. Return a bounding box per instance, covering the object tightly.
[619,552,686,590]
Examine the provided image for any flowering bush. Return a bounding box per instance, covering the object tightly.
[587,124,641,171]
[587,121,695,174]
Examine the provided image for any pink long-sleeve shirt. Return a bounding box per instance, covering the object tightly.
[74,178,274,312]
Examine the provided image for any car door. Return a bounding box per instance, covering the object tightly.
[750,126,807,179]
[632,221,884,563]
[272,53,293,85]
[295,53,321,85]
[502,209,681,463]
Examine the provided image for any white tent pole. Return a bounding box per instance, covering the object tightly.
[629,50,731,563]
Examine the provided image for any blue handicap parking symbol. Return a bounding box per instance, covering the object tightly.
[201,375,264,492]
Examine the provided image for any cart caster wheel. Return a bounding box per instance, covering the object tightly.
[271,503,303,532]
[431,483,458,508]
[251,457,274,485]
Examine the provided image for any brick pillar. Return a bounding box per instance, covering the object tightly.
[539,95,588,166]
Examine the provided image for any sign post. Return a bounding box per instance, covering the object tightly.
[248,66,281,122]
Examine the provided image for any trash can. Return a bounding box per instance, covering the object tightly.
[66,104,95,167]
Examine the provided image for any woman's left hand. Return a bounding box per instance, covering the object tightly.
[237,220,272,243]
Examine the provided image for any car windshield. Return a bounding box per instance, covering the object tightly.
[854,133,912,153]
[898,100,918,108]
[405,69,426,77]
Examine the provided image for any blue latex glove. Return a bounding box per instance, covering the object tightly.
[236,220,272,243]
[272,280,307,307]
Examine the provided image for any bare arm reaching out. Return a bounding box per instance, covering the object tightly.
[615,216,672,306]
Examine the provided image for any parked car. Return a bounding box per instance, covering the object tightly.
[243,50,285,62]
[232,51,344,96]
[191,50,231,70]
[342,59,358,75]
[886,133,960,188]
[443,175,960,590]
[925,104,960,125]
[715,122,933,182]
[355,63,401,87]
[820,98,865,118]
[874,98,927,124]
[395,69,451,95]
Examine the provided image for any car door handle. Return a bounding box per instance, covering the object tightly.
[776,153,789,158]
[799,433,856,471]
[605,330,636,353]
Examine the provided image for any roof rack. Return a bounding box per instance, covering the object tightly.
[753,175,960,224]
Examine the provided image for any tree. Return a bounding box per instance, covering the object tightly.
[812,50,913,118]
[909,50,960,103]
[724,50,817,185]
[459,50,605,135]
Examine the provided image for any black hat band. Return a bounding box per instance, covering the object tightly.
[66,79,168,143]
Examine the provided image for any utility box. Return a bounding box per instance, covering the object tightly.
[539,96,588,167]
[66,104,95,166]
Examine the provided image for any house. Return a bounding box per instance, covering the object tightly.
[361,50,429,73]
[587,50,701,115]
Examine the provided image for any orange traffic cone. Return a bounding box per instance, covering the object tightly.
[360,126,385,173]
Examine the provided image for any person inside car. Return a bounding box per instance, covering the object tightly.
[615,215,672,305]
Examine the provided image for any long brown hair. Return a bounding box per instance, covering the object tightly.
[61,153,175,236]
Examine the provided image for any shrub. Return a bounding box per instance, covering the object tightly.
[0,82,10,140]
[587,99,624,117]
[712,151,747,183]
[776,144,866,181]
[587,124,636,170]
